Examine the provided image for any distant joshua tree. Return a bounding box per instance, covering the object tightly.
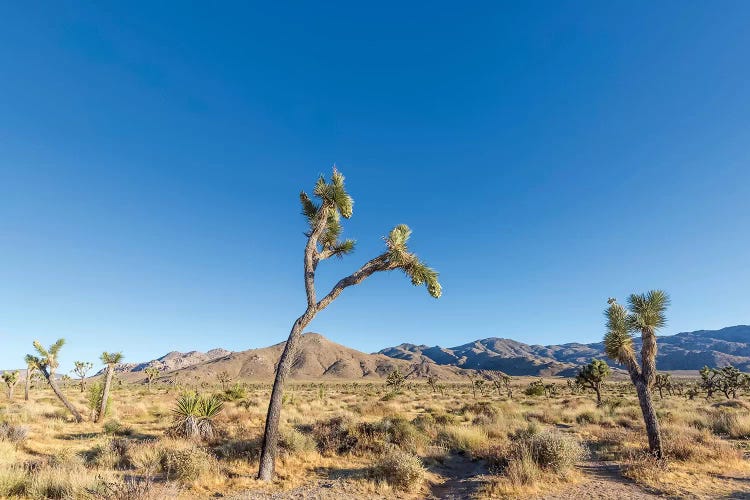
[386,367,406,392]
[2,371,20,400]
[72,361,94,393]
[700,365,749,399]
[144,366,161,392]
[258,169,441,481]
[23,356,38,401]
[427,374,439,393]
[26,339,83,422]
[97,352,123,423]
[604,291,669,459]
[654,373,672,399]
[493,373,513,399]
[575,359,611,406]
[217,370,232,391]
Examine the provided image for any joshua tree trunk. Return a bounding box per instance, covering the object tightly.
[24,372,31,401]
[97,365,114,423]
[42,368,83,422]
[258,310,315,481]
[8,386,14,400]
[595,385,602,406]
[633,374,663,458]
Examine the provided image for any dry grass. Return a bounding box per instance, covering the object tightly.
[0,377,747,498]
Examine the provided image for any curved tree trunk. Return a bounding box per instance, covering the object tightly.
[43,368,83,422]
[595,385,602,406]
[258,311,315,481]
[97,365,114,423]
[634,377,663,458]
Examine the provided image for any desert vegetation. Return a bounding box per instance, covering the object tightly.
[1,354,748,499]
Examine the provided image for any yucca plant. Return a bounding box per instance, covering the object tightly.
[258,169,441,481]
[172,392,224,441]
[23,356,38,401]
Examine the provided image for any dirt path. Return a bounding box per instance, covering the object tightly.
[537,460,662,500]
[426,454,489,499]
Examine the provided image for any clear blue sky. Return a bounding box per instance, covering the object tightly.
[1,2,749,371]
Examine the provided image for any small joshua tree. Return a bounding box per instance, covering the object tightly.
[97,352,123,423]
[2,371,20,400]
[701,365,749,399]
[171,392,224,441]
[258,169,441,481]
[144,367,160,392]
[494,373,513,399]
[72,361,94,393]
[654,373,672,399]
[427,374,439,393]
[604,291,669,459]
[386,367,406,392]
[27,339,83,422]
[23,357,38,401]
[575,359,611,406]
[217,371,232,391]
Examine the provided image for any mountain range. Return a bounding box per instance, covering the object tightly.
[107,325,749,382]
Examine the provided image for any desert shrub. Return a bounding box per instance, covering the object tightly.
[0,422,28,445]
[88,382,111,421]
[437,425,488,454]
[509,421,540,440]
[220,383,247,402]
[524,380,546,397]
[212,438,261,461]
[432,411,458,426]
[159,446,216,482]
[504,448,542,486]
[373,449,426,492]
[575,410,600,425]
[279,427,316,455]
[312,416,359,455]
[91,475,181,500]
[462,402,499,422]
[0,466,27,497]
[104,420,134,436]
[412,413,435,430]
[84,438,133,469]
[708,409,750,438]
[519,431,585,473]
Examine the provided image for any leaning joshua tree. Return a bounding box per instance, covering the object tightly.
[27,339,84,422]
[97,352,123,423]
[72,361,94,393]
[257,169,441,481]
[575,359,611,406]
[604,291,669,459]
[2,371,20,400]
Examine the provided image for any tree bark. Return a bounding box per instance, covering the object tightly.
[97,365,114,423]
[43,368,83,422]
[595,385,602,406]
[8,386,14,400]
[258,311,315,481]
[24,371,31,401]
[634,377,663,459]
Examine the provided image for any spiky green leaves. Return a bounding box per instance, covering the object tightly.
[2,371,19,387]
[100,352,124,365]
[604,300,634,365]
[386,224,442,298]
[627,290,669,333]
[30,339,65,371]
[576,359,611,385]
[301,170,357,256]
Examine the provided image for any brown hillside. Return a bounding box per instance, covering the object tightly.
[156,333,464,383]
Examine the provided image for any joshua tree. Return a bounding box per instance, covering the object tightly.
[575,359,611,406]
[654,373,672,399]
[604,291,669,459]
[72,361,94,393]
[258,169,441,481]
[2,371,20,400]
[97,352,123,423]
[144,367,160,392]
[217,371,232,391]
[494,373,513,399]
[23,356,38,401]
[27,339,83,422]
[701,365,749,399]
[386,367,406,392]
[427,374,439,393]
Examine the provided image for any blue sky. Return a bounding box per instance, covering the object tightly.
[1,2,749,371]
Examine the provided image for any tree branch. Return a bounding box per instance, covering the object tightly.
[316,253,391,311]
[304,204,331,307]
